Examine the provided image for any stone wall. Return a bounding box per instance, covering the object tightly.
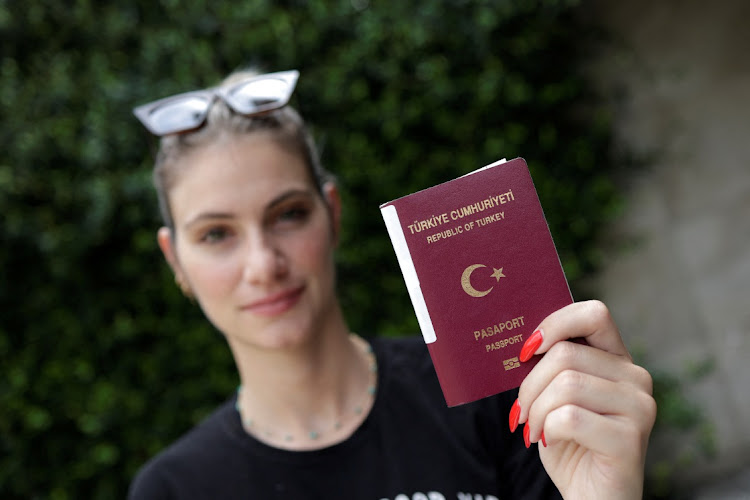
[583,0,750,488]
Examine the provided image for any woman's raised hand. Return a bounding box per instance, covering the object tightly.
[511,300,657,500]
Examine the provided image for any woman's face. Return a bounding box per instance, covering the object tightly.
[158,133,341,350]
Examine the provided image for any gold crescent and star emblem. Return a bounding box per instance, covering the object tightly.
[461,264,506,297]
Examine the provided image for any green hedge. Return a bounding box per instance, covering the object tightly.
[0,1,621,497]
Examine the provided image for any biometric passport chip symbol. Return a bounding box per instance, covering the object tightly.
[503,357,520,371]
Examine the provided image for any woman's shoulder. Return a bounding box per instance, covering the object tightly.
[127,399,239,498]
[369,334,430,364]
[368,335,437,382]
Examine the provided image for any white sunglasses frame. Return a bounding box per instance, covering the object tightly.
[133,69,300,136]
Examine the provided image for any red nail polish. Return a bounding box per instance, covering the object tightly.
[541,430,547,448]
[523,422,530,448]
[519,329,543,362]
[509,399,521,433]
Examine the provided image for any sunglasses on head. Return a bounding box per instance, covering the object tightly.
[133,69,299,136]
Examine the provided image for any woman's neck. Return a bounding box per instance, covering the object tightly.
[227,315,376,450]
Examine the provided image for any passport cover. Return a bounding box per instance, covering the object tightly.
[380,157,573,406]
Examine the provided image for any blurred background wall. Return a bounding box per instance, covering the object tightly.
[584,0,750,496]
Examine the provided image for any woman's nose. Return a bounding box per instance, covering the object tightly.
[242,235,288,284]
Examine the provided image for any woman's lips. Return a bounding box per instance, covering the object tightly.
[240,286,305,316]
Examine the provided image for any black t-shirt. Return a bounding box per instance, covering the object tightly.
[128,336,561,499]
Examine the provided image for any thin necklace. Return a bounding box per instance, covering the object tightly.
[234,334,378,443]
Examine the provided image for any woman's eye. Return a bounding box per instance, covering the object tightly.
[281,207,308,221]
[200,227,230,243]
[276,205,310,224]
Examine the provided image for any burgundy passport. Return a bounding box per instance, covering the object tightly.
[380,157,573,406]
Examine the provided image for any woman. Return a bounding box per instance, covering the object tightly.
[129,69,656,499]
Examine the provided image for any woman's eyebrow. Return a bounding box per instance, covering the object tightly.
[265,188,315,210]
[183,211,234,230]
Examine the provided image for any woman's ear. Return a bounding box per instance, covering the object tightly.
[157,227,192,296]
[322,181,342,245]
[157,227,178,271]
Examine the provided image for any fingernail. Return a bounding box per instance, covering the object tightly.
[541,430,547,447]
[519,329,543,362]
[523,422,531,448]
[509,399,521,433]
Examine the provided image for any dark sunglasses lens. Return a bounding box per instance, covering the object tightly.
[226,78,291,114]
[147,95,211,135]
